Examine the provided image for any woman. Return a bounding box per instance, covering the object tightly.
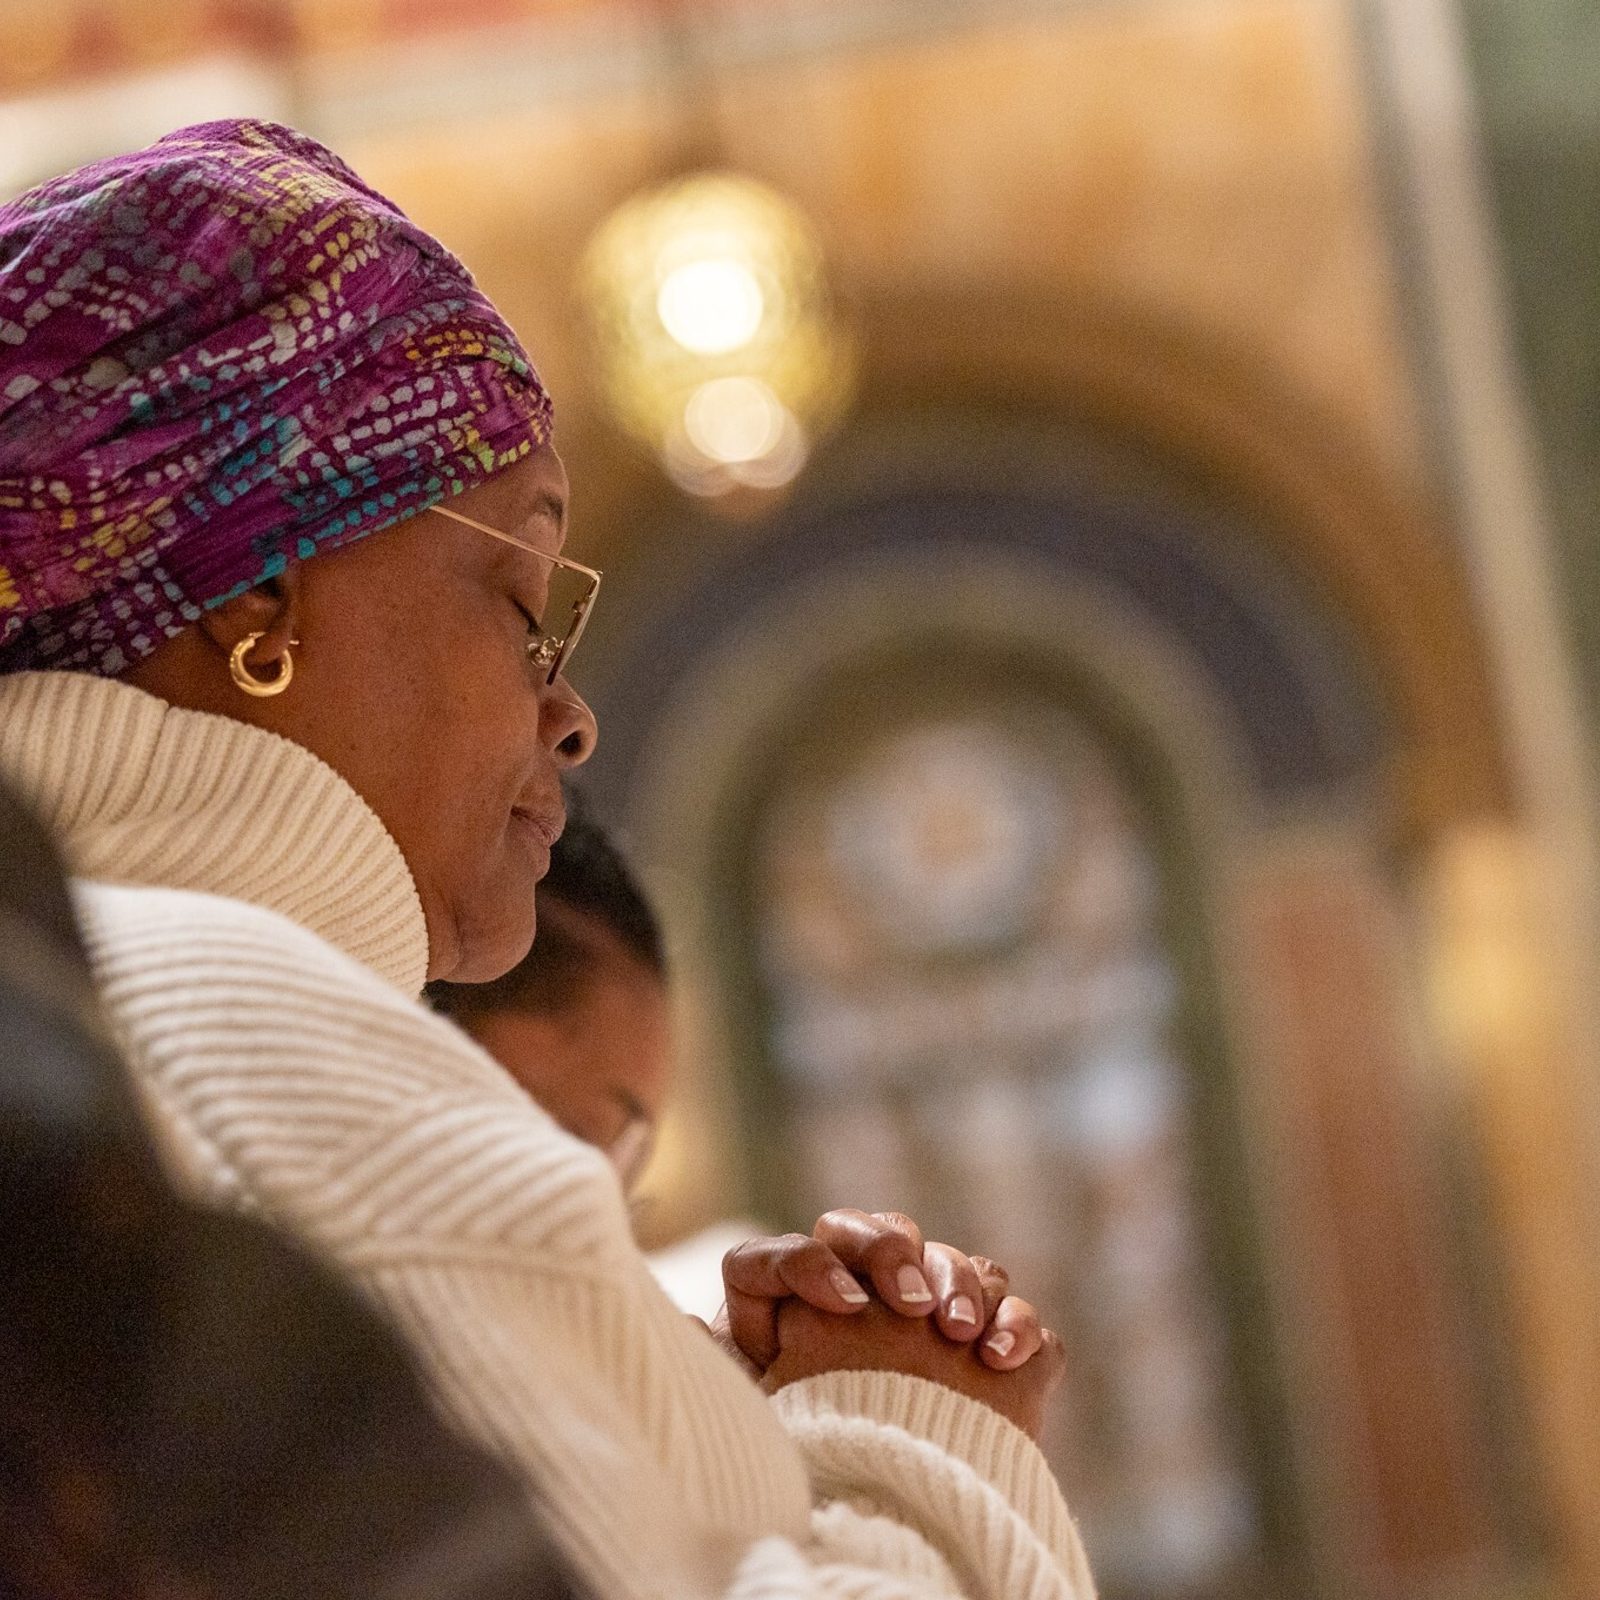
[0,122,1092,1600]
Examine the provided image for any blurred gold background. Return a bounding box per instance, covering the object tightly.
[4,4,1596,1599]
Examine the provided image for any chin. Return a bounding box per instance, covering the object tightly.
[446,896,538,983]
[431,835,544,982]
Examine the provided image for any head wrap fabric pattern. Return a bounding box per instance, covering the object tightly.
[0,119,553,676]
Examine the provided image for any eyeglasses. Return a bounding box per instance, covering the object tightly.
[429,503,603,685]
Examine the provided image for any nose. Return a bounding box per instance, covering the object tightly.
[541,674,598,768]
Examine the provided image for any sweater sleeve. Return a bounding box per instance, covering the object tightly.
[80,882,1097,1600]
[772,1373,1096,1600]
[349,1234,1094,1600]
[321,1094,1094,1600]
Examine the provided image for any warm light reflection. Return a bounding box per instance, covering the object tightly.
[683,376,788,463]
[657,257,765,355]
[1424,827,1547,1066]
[579,170,853,499]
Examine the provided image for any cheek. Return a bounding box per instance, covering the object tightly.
[413,636,545,838]
[300,566,528,778]
[471,1015,589,1120]
[626,1000,675,1111]
[291,537,549,979]
[588,994,673,1115]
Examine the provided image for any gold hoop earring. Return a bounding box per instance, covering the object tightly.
[229,632,295,698]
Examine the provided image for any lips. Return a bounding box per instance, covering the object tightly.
[511,802,564,851]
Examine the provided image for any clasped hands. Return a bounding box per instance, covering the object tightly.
[711,1209,1064,1441]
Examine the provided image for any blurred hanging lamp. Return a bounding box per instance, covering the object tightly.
[577,0,854,500]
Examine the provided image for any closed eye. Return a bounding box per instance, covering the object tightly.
[513,599,545,636]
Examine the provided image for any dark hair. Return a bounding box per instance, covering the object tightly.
[428,799,664,1023]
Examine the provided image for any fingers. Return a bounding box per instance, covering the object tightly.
[979,1294,1045,1371]
[719,1214,1052,1383]
[722,1233,871,1368]
[706,1304,762,1379]
[812,1209,936,1316]
[921,1241,987,1342]
[1036,1327,1068,1386]
[970,1255,1010,1326]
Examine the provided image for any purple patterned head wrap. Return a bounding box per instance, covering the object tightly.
[0,119,553,676]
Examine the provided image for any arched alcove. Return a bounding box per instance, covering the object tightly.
[570,293,1519,1600]
[574,287,1511,835]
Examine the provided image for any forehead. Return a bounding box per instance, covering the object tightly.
[547,901,662,1000]
[551,907,670,1062]
[517,446,570,524]
[456,446,570,556]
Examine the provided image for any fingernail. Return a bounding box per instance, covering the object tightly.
[895,1264,934,1304]
[985,1330,1017,1359]
[947,1294,978,1326]
[830,1267,870,1305]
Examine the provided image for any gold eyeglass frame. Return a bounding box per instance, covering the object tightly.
[429,503,603,685]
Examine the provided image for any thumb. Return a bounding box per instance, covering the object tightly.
[707,1302,763,1379]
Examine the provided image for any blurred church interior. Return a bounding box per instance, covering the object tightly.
[3,3,1597,1597]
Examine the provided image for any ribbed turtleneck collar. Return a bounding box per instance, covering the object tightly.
[0,671,429,996]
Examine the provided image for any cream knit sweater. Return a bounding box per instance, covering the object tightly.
[0,670,1095,1600]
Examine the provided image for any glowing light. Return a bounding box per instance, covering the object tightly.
[580,171,853,500]
[683,376,787,463]
[657,257,765,355]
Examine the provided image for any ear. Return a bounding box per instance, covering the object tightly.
[196,566,304,668]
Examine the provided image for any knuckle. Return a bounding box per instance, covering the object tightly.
[930,1248,981,1295]
[1004,1296,1040,1327]
[816,1207,869,1231]
[865,1231,917,1270]
[872,1211,927,1251]
[723,1234,804,1282]
[969,1254,1010,1286]
[792,1237,835,1272]
[871,1210,919,1236]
